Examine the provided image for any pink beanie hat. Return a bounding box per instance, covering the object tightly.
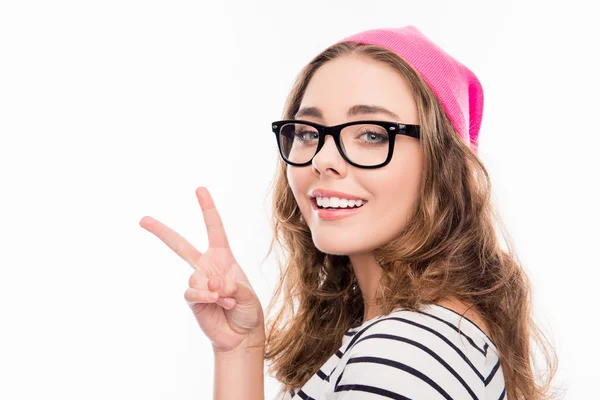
[336,26,484,154]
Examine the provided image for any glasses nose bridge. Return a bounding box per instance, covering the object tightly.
[321,123,343,137]
[317,125,343,156]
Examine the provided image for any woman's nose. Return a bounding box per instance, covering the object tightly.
[312,135,347,176]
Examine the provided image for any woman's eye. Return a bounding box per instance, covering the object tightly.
[358,131,388,144]
[295,131,318,141]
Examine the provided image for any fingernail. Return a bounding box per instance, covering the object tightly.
[224,298,235,308]
[208,292,219,301]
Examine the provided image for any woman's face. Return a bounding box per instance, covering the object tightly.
[286,55,423,256]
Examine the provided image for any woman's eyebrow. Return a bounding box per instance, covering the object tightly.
[294,104,401,120]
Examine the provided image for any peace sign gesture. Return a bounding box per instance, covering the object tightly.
[140,187,265,353]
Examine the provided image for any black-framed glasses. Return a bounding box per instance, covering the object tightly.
[271,119,420,169]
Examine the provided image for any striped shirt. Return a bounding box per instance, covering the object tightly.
[275,303,506,400]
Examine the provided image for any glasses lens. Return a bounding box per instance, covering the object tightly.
[277,123,390,166]
[340,124,390,166]
[278,123,319,164]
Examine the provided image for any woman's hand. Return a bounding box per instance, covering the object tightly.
[139,187,265,353]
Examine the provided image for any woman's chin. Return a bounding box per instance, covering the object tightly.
[312,236,370,257]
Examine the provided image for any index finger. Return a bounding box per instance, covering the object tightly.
[139,215,202,269]
[196,187,230,249]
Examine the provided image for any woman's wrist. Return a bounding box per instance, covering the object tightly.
[213,327,265,400]
[213,327,266,356]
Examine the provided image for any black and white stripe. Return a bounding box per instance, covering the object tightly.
[276,303,507,400]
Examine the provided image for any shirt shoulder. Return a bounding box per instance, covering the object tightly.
[328,304,507,399]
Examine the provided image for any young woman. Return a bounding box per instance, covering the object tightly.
[140,26,558,399]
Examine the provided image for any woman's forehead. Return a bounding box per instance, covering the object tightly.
[300,58,417,124]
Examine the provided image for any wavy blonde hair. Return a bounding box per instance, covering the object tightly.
[262,41,562,400]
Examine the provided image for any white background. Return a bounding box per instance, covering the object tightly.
[1,0,598,398]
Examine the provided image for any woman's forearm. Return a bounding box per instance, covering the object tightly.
[213,330,266,400]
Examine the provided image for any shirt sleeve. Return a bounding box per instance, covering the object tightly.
[330,318,484,400]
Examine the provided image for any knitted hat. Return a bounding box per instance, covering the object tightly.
[336,26,483,154]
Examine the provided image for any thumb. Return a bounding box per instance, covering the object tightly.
[209,275,256,305]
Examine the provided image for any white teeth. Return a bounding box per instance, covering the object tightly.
[315,196,365,209]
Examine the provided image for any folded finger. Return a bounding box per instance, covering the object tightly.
[184,287,220,304]
[184,288,235,310]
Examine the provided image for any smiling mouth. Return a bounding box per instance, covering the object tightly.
[310,197,367,210]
